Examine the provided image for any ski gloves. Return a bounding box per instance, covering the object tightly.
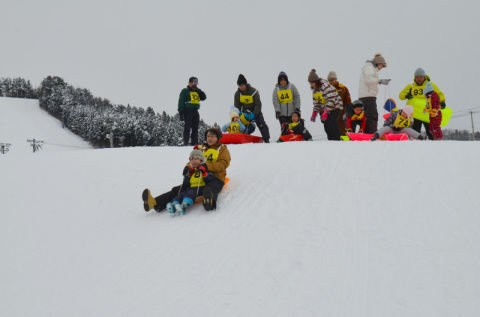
[378,79,391,85]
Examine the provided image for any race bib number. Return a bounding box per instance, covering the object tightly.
[288,122,299,130]
[313,91,327,104]
[227,122,241,133]
[277,89,293,103]
[190,92,200,104]
[240,95,253,104]
[411,87,424,98]
[189,170,205,187]
[203,148,219,163]
[394,114,411,128]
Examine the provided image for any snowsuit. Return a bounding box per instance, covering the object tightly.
[425,91,443,140]
[222,120,246,134]
[178,86,207,145]
[279,119,312,141]
[399,76,445,140]
[331,82,352,135]
[172,164,214,206]
[234,84,270,142]
[153,142,231,211]
[311,79,343,140]
[376,110,420,139]
[358,61,380,133]
[272,83,301,127]
[346,111,367,133]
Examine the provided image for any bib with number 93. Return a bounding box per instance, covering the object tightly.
[277,89,293,103]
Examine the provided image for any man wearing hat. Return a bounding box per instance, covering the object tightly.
[178,76,207,146]
[358,53,391,134]
[327,71,351,136]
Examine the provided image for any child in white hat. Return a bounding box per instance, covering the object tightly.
[371,105,424,140]
[222,109,246,134]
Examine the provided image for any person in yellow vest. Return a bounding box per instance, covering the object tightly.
[178,76,207,146]
[142,128,231,212]
[371,105,424,141]
[222,109,246,134]
[399,67,446,140]
[272,71,301,127]
[234,74,271,142]
[166,149,214,215]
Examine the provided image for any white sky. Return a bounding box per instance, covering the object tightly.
[2,0,479,130]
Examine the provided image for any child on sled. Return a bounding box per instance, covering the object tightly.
[166,149,214,215]
[345,100,367,133]
[222,109,246,134]
[371,105,424,141]
[277,111,313,142]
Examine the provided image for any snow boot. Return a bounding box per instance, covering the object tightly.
[203,186,214,211]
[175,202,185,215]
[142,189,157,212]
[417,134,426,140]
[370,133,380,141]
[166,202,176,215]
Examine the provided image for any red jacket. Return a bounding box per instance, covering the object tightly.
[346,112,367,131]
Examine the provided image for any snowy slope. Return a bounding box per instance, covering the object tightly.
[1,104,480,316]
[0,97,91,154]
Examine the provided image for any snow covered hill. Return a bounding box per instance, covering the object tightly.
[1,100,480,316]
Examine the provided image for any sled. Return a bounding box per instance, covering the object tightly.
[279,134,305,142]
[194,177,230,203]
[347,132,409,141]
[220,133,264,144]
[407,98,452,126]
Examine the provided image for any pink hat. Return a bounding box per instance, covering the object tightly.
[402,105,414,118]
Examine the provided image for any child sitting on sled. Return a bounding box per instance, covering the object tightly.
[222,110,246,134]
[277,111,313,142]
[371,105,424,141]
[423,82,443,140]
[166,149,214,215]
[345,100,367,133]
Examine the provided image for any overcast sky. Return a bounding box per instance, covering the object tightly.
[2,0,479,132]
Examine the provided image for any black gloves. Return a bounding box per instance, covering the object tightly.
[440,102,446,109]
[179,112,185,121]
[405,93,413,100]
[275,112,280,120]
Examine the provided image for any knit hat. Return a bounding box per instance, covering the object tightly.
[352,100,364,109]
[414,68,425,77]
[204,128,223,142]
[402,105,414,118]
[237,74,247,86]
[424,82,435,95]
[372,54,387,67]
[278,71,289,85]
[189,76,198,84]
[292,110,301,118]
[327,71,337,80]
[308,69,320,82]
[189,149,205,163]
[230,110,239,119]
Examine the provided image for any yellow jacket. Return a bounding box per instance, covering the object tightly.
[399,75,445,103]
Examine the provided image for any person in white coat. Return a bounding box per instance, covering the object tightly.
[358,53,391,133]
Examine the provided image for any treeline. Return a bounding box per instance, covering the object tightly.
[441,129,480,141]
[0,77,37,98]
[35,76,218,147]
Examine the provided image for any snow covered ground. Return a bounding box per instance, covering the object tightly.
[1,98,480,316]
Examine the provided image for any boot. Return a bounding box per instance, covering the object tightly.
[370,133,380,141]
[174,202,185,215]
[166,202,175,215]
[142,189,157,212]
[203,186,214,211]
[417,135,425,140]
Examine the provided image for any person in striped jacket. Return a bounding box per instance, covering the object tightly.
[308,69,343,140]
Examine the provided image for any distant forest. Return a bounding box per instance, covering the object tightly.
[1,76,218,147]
[1,77,478,142]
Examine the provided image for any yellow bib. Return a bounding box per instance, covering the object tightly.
[189,169,205,187]
[288,122,299,130]
[425,99,438,117]
[190,92,200,104]
[240,95,253,104]
[277,89,293,103]
[411,85,426,99]
[227,122,241,133]
[393,113,411,128]
[351,112,364,121]
[313,91,327,104]
[239,113,252,126]
[203,148,220,163]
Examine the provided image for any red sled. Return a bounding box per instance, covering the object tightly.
[347,132,409,141]
[220,133,264,144]
[279,134,305,142]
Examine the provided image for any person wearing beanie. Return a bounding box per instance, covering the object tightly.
[142,128,231,213]
[222,108,246,134]
[234,74,271,142]
[398,67,446,140]
[272,71,301,127]
[358,53,391,134]
[178,76,207,146]
[345,100,367,133]
[308,69,343,140]
[277,111,313,142]
[163,149,214,215]
[423,82,443,140]
[327,71,352,136]
[371,105,424,141]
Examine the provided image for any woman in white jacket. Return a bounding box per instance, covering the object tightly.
[358,53,390,133]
